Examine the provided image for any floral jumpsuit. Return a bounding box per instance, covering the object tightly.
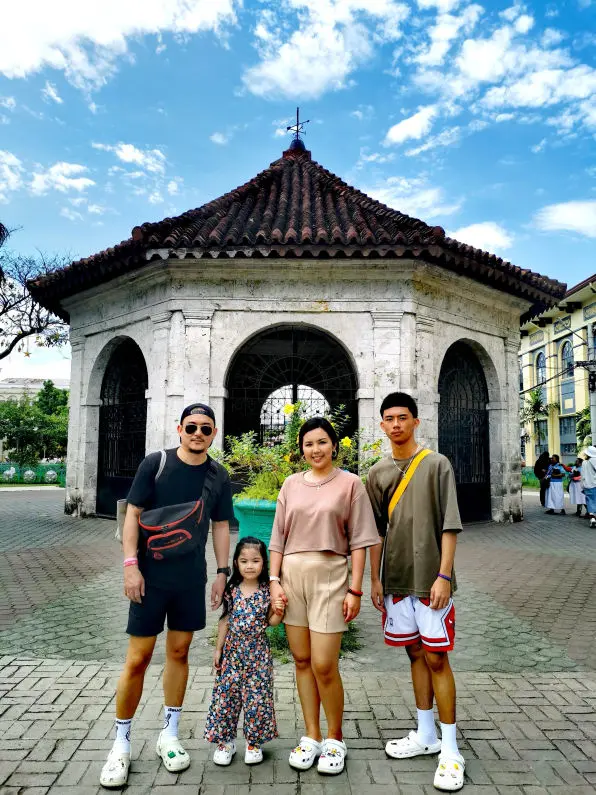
[204,583,278,746]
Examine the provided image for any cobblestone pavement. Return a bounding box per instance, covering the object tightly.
[0,489,595,793]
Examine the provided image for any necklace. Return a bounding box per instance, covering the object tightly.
[392,444,422,477]
[303,469,338,490]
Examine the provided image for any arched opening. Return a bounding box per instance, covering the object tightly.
[438,341,490,522]
[224,325,358,442]
[96,338,148,516]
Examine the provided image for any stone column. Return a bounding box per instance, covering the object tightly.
[164,310,186,447]
[502,335,523,521]
[184,311,213,405]
[64,337,84,514]
[372,311,403,419]
[209,388,229,452]
[146,312,171,452]
[415,315,437,448]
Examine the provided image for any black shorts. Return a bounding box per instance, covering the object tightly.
[126,583,206,637]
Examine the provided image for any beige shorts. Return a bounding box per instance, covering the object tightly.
[281,551,348,634]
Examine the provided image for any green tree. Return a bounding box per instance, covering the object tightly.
[35,379,68,415]
[520,387,559,441]
[0,387,68,465]
[576,407,591,448]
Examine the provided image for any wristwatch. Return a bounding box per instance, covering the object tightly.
[216,566,231,576]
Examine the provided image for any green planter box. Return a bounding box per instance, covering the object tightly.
[234,499,277,546]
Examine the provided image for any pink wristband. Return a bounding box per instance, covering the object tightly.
[123,558,138,567]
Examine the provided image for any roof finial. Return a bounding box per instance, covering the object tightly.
[286,106,310,151]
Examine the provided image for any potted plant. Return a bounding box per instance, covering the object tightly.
[217,403,382,546]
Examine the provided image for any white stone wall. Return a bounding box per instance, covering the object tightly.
[62,258,529,521]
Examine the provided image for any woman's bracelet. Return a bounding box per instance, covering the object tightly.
[437,572,452,582]
[123,557,138,567]
[269,575,281,582]
[348,588,363,597]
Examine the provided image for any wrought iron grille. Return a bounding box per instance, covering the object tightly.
[438,342,490,521]
[260,385,329,445]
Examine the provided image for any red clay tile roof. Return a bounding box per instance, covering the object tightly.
[30,146,566,321]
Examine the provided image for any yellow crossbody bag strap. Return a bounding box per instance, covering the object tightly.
[388,449,432,519]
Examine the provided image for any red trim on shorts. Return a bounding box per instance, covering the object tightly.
[384,635,421,647]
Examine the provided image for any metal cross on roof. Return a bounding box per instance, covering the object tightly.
[286,106,310,141]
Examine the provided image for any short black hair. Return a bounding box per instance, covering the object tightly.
[298,416,339,455]
[380,392,418,419]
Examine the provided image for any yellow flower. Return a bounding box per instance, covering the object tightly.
[283,403,295,416]
[341,437,352,448]
[284,454,291,462]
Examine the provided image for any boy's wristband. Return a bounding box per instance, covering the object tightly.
[348,588,363,597]
[437,572,452,582]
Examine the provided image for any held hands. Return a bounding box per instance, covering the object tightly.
[273,597,286,615]
[430,576,451,610]
[124,566,145,603]
[370,578,384,613]
[270,581,288,616]
[343,592,361,623]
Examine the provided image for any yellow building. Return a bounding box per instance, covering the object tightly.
[520,275,596,467]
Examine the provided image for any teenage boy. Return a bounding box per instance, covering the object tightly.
[100,403,233,788]
[366,392,465,792]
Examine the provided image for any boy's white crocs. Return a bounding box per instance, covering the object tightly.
[156,731,191,772]
[317,739,347,775]
[213,741,236,766]
[434,753,465,791]
[244,744,263,765]
[99,748,130,788]
[386,730,442,759]
[288,736,322,770]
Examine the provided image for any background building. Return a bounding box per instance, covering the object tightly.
[520,275,596,466]
[0,378,70,401]
[30,141,564,522]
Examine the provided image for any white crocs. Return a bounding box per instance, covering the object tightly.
[317,739,347,775]
[156,731,190,772]
[288,736,322,770]
[99,748,130,788]
[434,753,465,791]
[244,744,263,765]
[386,730,442,759]
[213,741,236,766]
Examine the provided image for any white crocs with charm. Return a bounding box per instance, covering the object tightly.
[244,744,263,765]
[213,741,236,766]
[99,748,130,788]
[288,736,322,770]
[156,731,191,772]
[434,753,465,791]
[317,739,347,775]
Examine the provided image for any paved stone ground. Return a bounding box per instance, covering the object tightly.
[0,489,595,793]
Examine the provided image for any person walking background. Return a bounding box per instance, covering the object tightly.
[544,454,571,516]
[568,458,586,517]
[534,451,551,507]
[581,446,596,528]
[367,392,465,792]
[205,537,284,766]
[268,417,380,776]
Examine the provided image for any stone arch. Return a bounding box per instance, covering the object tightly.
[91,337,149,516]
[223,323,359,442]
[438,340,493,522]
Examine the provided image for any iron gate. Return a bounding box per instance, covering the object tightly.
[96,340,148,517]
[438,342,491,522]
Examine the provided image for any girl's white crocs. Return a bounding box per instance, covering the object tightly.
[288,736,322,770]
[244,744,263,765]
[434,753,465,791]
[317,739,347,775]
[156,731,190,772]
[213,741,236,766]
[99,748,130,788]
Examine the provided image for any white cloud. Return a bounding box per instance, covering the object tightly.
[384,104,438,145]
[531,138,547,153]
[482,65,596,110]
[167,178,182,195]
[273,127,288,137]
[416,0,461,10]
[351,104,374,121]
[210,132,228,145]
[41,81,63,104]
[0,0,240,92]
[412,4,482,68]
[60,206,84,221]
[541,28,565,47]
[243,0,409,99]
[362,174,462,219]
[0,150,24,202]
[92,142,166,174]
[514,14,534,34]
[449,221,513,251]
[356,148,395,168]
[0,97,16,111]
[30,162,95,195]
[405,125,461,156]
[87,203,106,214]
[148,190,164,204]
[534,200,596,238]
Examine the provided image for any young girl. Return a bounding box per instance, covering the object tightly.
[204,537,284,766]
[569,457,586,517]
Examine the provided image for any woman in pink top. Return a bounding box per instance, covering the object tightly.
[269,417,380,776]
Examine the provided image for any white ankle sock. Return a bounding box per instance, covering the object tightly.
[162,706,182,739]
[416,708,438,744]
[440,722,460,757]
[113,719,131,754]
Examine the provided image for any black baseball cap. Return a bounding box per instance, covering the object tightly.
[180,403,216,424]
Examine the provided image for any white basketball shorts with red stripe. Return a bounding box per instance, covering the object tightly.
[383,594,455,652]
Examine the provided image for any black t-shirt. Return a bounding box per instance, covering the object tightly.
[127,448,234,590]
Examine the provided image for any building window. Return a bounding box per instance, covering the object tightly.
[559,416,577,464]
[534,419,548,458]
[560,416,576,437]
[561,341,573,378]
[536,352,546,386]
[519,366,524,391]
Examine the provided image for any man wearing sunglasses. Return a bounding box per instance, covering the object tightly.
[100,403,233,789]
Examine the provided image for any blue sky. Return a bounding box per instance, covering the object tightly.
[0,0,595,381]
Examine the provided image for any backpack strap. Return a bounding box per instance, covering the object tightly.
[201,457,221,505]
[155,449,167,482]
[388,449,432,519]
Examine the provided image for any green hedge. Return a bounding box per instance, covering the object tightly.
[521,467,541,488]
[0,461,66,486]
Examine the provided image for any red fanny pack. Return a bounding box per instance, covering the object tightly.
[139,500,205,560]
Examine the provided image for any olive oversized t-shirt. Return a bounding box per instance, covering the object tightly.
[365,452,462,597]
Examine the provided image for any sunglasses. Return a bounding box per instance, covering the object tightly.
[183,423,214,436]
